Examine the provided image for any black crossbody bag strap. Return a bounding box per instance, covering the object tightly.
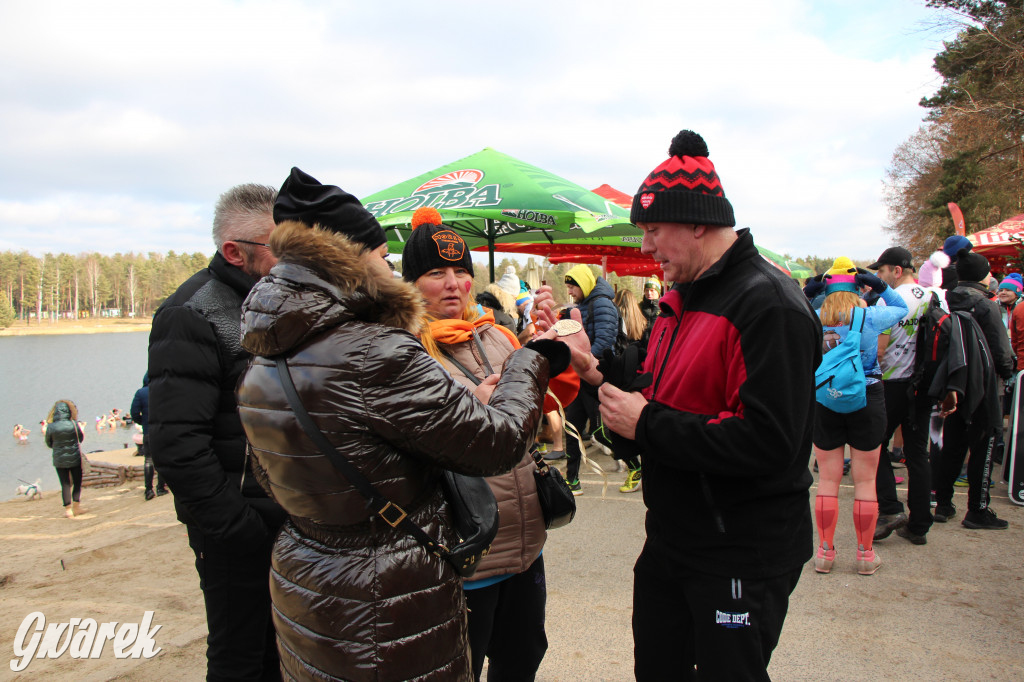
[274,357,450,559]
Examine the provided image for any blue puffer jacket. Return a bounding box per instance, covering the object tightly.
[578,277,621,357]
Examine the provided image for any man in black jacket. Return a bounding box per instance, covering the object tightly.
[933,251,1012,530]
[149,183,286,681]
[565,130,820,680]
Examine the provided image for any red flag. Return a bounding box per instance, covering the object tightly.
[948,203,966,236]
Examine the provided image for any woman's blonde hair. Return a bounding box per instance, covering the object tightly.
[46,399,79,423]
[819,291,861,327]
[417,302,482,361]
[484,283,519,320]
[615,288,646,341]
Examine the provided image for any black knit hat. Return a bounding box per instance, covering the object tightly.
[955,251,990,283]
[630,130,735,227]
[402,207,474,282]
[273,167,386,250]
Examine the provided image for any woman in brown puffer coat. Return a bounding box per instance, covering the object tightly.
[402,208,579,681]
[235,169,556,682]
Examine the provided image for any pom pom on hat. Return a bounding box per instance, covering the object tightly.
[918,251,949,288]
[668,130,709,159]
[631,129,735,227]
[412,207,442,229]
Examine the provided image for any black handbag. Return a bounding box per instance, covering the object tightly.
[531,447,577,529]
[274,357,498,578]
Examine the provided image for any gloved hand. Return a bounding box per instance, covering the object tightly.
[597,345,653,393]
[524,339,571,376]
[803,273,826,300]
[854,270,887,294]
[593,345,652,460]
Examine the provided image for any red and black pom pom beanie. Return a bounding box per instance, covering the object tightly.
[630,130,735,228]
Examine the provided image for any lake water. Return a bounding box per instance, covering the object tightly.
[0,332,150,496]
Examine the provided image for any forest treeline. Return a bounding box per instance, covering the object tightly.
[884,0,1024,259]
[0,250,211,325]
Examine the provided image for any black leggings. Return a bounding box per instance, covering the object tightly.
[55,466,83,507]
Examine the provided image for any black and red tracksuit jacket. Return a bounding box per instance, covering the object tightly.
[635,229,822,579]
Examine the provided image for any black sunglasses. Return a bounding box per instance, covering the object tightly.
[234,239,271,248]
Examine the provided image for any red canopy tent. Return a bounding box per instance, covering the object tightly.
[591,183,633,209]
[968,214,1024,257]
[966,213,1024,273]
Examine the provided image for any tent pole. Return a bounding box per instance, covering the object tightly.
[488,220,496,282]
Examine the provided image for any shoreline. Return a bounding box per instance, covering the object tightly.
[0,320,152,337]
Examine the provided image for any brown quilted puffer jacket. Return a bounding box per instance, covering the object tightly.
[236,222,549,682]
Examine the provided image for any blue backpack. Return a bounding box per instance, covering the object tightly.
[815,307,867,414]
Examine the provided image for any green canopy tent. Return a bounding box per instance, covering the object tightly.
[754,245,814,279]
[361,148,634,281]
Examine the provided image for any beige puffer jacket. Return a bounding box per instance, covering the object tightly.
[436,324,547,581]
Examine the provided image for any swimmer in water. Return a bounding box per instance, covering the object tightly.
[13,424,29,442]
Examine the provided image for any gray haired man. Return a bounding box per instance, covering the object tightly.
[149,184,286,681]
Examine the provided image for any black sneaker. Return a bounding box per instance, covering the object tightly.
[962,508,1009,530]
[896,526,927,545]
[156,488,169,496]
[933,503,956,523]
[144,489,155,501]
[873,512,908,541]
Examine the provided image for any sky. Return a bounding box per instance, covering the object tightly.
[0,0,961,263]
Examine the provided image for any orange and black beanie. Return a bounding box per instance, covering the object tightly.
[630,130,735,227]
[402,207,474,282]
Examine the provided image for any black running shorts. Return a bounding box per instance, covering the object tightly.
[813,380,886,451]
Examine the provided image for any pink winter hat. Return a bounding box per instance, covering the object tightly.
[918,251,950,288]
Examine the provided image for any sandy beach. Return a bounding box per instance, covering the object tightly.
[0,319,152,337]
[2,446,1022,681]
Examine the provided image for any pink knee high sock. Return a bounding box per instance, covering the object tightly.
[853,499,879,551]
[815,495,839,548]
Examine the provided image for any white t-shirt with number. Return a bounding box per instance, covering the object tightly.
[879,282,947,381]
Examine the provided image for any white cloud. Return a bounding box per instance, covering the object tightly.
[0,0,958,262]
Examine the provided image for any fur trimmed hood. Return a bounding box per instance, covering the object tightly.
[240,220,424,357]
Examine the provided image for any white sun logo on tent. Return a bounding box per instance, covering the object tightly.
[415,169,484,193]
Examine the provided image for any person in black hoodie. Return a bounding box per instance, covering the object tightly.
[933,251,1013,530]
[550,131,821,680]
[149,183,287,681]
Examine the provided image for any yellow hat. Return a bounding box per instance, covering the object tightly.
[824,256,858,294]
[825,256,857,277]
[565,264,597,297]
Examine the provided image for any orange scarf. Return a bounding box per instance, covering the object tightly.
[427,309,520,349]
